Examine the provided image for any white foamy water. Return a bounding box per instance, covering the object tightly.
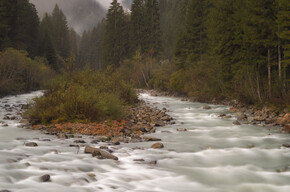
[0,92,289,192]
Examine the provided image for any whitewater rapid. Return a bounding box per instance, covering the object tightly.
[0,92,289,192]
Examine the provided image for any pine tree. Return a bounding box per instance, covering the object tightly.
[144,0,162,57]
[51,4,70,58]
[103,0,128,67]
[174,0,209,69]
[130,0,146,55]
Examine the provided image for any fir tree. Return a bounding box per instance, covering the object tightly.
[103,0,128,67]
[130,0,146,55]
[144,0,162,57]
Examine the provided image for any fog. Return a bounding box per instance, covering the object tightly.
[30,0,133,34]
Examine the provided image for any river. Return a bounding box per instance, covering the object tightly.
[0,91,289,192]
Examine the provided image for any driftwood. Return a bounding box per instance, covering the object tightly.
[84,146,118,161]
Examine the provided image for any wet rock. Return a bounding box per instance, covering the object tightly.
[3,124,8,127]
[233,120,241,125]
[74,140,86,143]
[25,142,38,147]
[111,138,121,145]
[155,120,165,127]
[69,144,79,147]
[218,113,226,117]
[161,131,172,133]
[85,146,118,161]
[151,142,164,149]
[282,144,290,148]
[40,174,51,182]
[100,146,108,150]
[237,113,247,121]
[142,137,161,142]
[133,159,145,162]
[0,190,11,192]
[203,105,212,110]
[40,139,51,141]
[91,139,100,144]
[149,160,157,165]
[57,133,68,139]
[177,128,187,132]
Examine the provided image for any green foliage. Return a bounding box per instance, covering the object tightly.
[0,48,54,96]
[26,69,138,124]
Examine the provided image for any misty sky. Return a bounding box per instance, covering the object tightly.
[30,0,132,34]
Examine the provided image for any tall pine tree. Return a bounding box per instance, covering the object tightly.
[103,0,128,67]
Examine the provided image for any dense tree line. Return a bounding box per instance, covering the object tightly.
[148,0,289,108]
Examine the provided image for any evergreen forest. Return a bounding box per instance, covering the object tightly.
[0,0,289,111]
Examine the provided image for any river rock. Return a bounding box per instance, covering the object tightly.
[233,120,241,125]
[0,190,11,192]
[237,113,247,121]
[203,105,212,110]
[91,139,99,144]
[218,113,226,117]
[25,142,38,147]
[134,159,145,162]
[58,133,68,139]
[142,137,161,142]
[100,146,108,149]
[151,142,164,149]
[85,146,118,160]
[282,143,290,148]
[177,128,187,132]
[40,174,51,182]
[74,140,86,143]
[155,120,165,127]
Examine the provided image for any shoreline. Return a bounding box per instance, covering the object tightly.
[145,89,290,134]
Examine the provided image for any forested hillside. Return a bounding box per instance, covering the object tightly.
[0,0,289,109]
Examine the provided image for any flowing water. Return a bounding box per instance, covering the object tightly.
[0,92,289,192]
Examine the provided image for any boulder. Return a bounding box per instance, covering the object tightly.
[25,142,38,147]
[74,140,86,143]
[40,174,50,182]
[85,146,118,161]
[151,142,164,149]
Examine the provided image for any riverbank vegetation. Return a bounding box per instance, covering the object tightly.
[26,69,137,124]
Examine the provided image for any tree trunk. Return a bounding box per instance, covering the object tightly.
[267,48,271,99]
[256,72,262,103]
[278,25,282,80]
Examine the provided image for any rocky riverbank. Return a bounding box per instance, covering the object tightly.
[22,99,173,144]
[147,89,290,134]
